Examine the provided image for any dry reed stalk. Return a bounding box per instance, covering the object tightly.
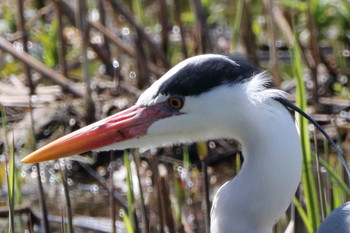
[135,31,149,89]
[109,151,117,233]
[159,176,175,233]
[241,0,259,65]
[0,36,83,97]
[52,0,114,70]
[59,162,75,233]
[77,0,96,124]
[159,0,169,54]
[306,3,320,110]
[132,153,150,233]
[191,0,212,53]
[16,0,34,94]
[34,163,51,233]
[102,0,171,68]
[90,21,164,76]
[263,0,282,85]
[201,159,210,233]
[77,161,128,209]
[271,6,320,92]
[98,0,113,77]
[173,0,188,58]
[55,0,164,77]
[197,142,210,233]
[150,155,165,233]
[56,0,68,77]
[27,71,50,232]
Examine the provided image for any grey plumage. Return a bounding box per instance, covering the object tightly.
[316,202,350,233]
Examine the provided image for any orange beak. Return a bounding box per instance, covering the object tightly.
[22,103,175,163]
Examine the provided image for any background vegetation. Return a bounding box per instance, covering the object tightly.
[0,0,350,232]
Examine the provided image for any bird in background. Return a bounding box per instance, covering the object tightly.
[22,54,350,233]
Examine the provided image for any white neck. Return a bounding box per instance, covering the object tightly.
[210,99,302,233]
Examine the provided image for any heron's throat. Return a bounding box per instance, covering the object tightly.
[210,100,302,233]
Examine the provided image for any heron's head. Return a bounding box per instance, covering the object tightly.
[22,54,282,163]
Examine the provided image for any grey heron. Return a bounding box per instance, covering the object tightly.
[22,54,350,233]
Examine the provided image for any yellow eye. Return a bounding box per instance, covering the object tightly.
[167,97,184,109]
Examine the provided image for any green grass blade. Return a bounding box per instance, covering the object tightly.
[132,0,144,23]
[231,0,244,50]
[183,146,191,168]
[124,151,135,229]
[2,106,15,233]
[292,31,320,231]
[293,197,313,233]
[121,209,135,233]
[316,156,350,199]
[7,137,16,233]
[32,20,58,68]
[173,174,182,223]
